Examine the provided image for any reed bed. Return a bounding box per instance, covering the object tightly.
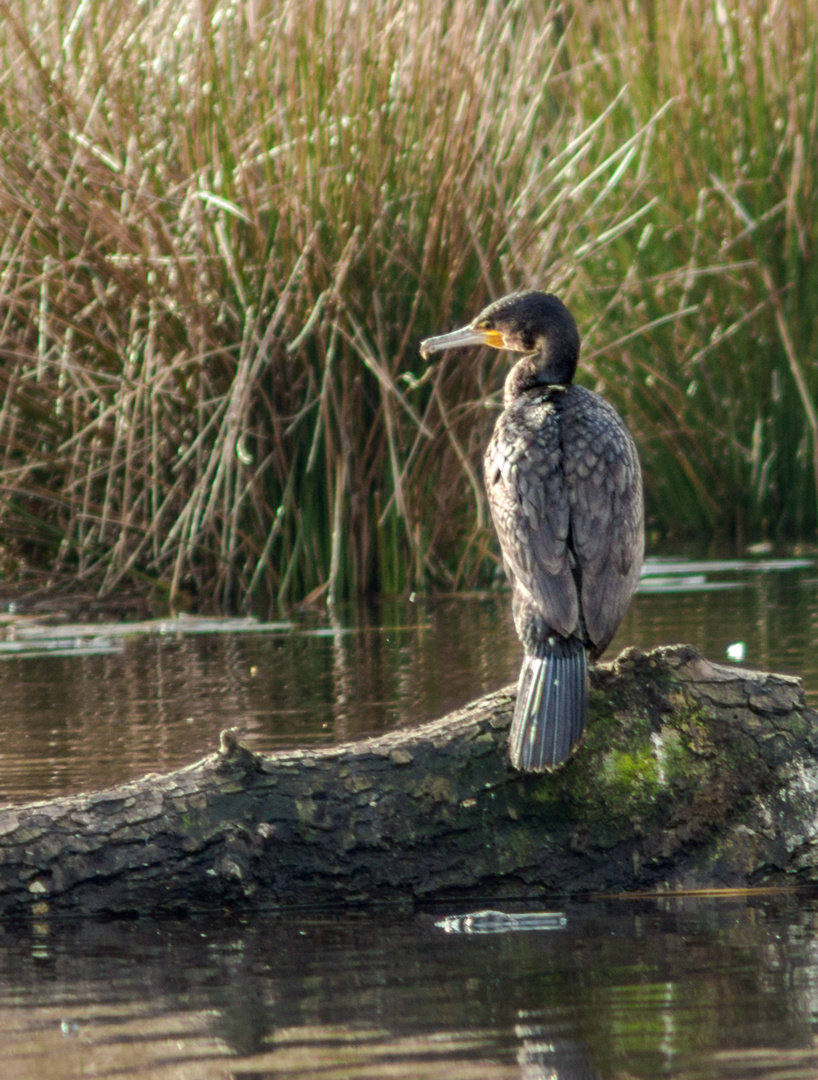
[0,0,815,609]
[569,0,818,547]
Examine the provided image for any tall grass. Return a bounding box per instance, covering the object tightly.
[0,0,815,609]
[566,0,818,546]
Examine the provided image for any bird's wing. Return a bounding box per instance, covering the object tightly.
[562,391,644,654]
[484,400,579,637]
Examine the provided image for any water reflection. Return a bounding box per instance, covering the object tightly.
[0,561,815,803]
[514,1010,600,1080]
[3,894,818,1078]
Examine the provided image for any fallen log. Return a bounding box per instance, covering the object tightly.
[2,643,817,916]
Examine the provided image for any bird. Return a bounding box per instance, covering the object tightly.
[420,290,643,771]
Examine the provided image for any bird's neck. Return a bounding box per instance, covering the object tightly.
[503,353,577,406]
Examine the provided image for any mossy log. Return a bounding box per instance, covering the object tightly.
[2,644,818,916]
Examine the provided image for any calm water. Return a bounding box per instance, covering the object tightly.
[2,558,818,1079]
[4,893,818,1078]
[0,558,816,804]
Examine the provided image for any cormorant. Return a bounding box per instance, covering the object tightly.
[420,290,644,771]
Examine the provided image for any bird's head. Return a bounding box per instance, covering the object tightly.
[419,290,580,392]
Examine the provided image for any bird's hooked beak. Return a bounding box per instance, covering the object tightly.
[420,324,506,360]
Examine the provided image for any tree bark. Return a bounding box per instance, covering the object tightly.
[2,644,817,916]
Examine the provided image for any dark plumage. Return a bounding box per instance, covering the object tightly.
[420,290,644,771]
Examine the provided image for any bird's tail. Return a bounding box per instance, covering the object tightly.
[508,638,588,771]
